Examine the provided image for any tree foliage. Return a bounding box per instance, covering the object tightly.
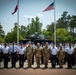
[26,16,43,38]
[1,11,76,43]
[56,28,72,42]
[46,11,76,42]
[0,23,5,43]
[0,23,5,38]
[5,23,23,43]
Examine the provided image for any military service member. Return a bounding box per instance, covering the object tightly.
[26,41,33,68]
[35,43,42,68]
[32,42,36,65]
[42,42,51,68]
[58,45,65,68]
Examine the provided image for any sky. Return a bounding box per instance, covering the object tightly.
[0,0,76,35]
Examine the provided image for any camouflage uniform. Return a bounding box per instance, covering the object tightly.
[42,45,50,68]
[58,46,65,68]
[35,43,42,68]
[26,45,33,67]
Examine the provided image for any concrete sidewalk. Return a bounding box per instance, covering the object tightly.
[0,61,76,75]
[0,68,76,75]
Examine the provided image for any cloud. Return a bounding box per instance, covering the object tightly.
[25,13,43,19]
[37,13,43,17]
[25,15,35,19]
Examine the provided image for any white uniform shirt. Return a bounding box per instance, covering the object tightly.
[33,44,36,49]
[51,47,58,55]
[1,46,9,54]
[66,47,74,55]
[9,44,19,53]
[1,45,4,49]
[74,44,76,48]
[64,46,69,52]
[50,45,53,50]
[0,45,2,52]
[0,45,1,48]
[18,47,26,55]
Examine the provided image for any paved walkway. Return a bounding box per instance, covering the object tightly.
[0,61,76,75]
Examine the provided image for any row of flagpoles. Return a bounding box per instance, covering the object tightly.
[12,0,56,44]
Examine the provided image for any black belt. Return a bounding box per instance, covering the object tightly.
[3,53,8,54]
[52,54,57,56]
[19,54,24,55]
[67,54,72,55]
[11,52,17,54]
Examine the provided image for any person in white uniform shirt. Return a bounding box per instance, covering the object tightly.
[74,44,76,68]
[50,43,53,50]
[64,43,69,64]
[66,43,74,68]
[1,43,9,68]
[50,43,58,68]
[0,43,2,68]
[71,43,75,66]
[18,44,26,68]
[9,42,19,68]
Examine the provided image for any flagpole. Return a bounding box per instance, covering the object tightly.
[54,0,56,44]
[17,0,19,44]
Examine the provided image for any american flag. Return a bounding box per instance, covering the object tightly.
[43,1,54,12]
[12,5,18,15]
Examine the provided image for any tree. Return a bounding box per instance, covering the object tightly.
[69,15,76,38]
[56,28,72,42]
[45,11,76,42]
[56,11,68,28]
[19,25,27,39]
[35,17,42,33]
[5,23,23,42]
[0,37,4,43]
[46,22,54,40]
[4,32,13,42]
[26,16,43,38]
[42,29,50,39]
[0,23,5,38]
[28,18,36,35]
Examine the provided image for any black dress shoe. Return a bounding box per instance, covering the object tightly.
[14,66,16,68]
[59,66,63,68]
[68,66,72,69]
[19,67,21,68]
[22,66,23,68]
[44,66,48,68]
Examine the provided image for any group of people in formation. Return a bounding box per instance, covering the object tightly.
[0,41,76,69]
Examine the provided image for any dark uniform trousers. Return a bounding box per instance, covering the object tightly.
[67,54,72,68]
[19,54,24,68]
[0,52,3,62]
[64,52,67,64]
[3,53,8,68]
[11,52,17,67]
[32,55,34,64]
[51,55,57,68]
[72,54,75,66]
